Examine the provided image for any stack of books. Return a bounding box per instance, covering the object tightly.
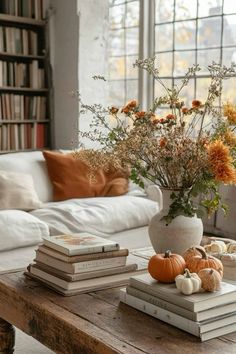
[26,233,147,296]
[120,273,236,341]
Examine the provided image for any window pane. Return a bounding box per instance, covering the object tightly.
[198,17,222,48]
[198,0,223,17]
[222,79,236,104]
[126,80,138,101]
[175,21,196,50]
[223,15,236,46]
[126,56,138,79]
[108,57,125,80]
[126,1,139,27]
[108,29,125,56]
[154,79,173,99]
[155,0,174,23]
[109,5,125,29]
[174,51,195,76]
[126,27,139,54]
[174,78,194,106]
[108,80,125,106]
[155,24,173,51]
[197,49,220,73]
[224,0,236,14]
[156,52,173,77]
[175,0,197,20]
[222,48,236,66]
[109,0,125,5]
[196,78,212,101]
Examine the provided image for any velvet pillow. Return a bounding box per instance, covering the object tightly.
[43,150,129,201]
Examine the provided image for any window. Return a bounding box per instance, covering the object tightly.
[154,0,236,112]
[108,0,140,106]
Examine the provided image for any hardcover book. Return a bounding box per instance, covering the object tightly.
[37,245,129,263]
[29,263,138,290]
[33,261,138,282]
[35,252,127,274]
[120,289,236,341]
[126,286,236,322]
[42,233,120,256]
[26,264,147,296]
[129,273,236,312]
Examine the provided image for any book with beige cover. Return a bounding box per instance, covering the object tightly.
[42,233,119,256]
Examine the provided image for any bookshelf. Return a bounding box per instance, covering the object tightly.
[0,0,52,153]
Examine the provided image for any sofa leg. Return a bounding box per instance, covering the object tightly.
[0,318,15,354]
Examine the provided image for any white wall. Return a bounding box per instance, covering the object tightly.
[48,0,109,149]
[49,0,79,149]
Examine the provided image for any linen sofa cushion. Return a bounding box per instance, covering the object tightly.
[0,210,49,251]
[0,170,42,210]
[31,195,159,236]
[43,150,129,201]
[0,151,52,202]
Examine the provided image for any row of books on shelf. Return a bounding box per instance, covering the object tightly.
[0,0,43,20]
[0,26,39,55]
[0,94,46,120]
[26,233,148,296]
[120,273,236,341]
[0,122,47,150]
[0,60,45,88]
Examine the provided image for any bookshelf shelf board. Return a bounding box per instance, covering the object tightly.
[0,87,48,93]
[0,52,46,60]
[0,120,50,124]
[0,148,50,155]
[0,14,45,26]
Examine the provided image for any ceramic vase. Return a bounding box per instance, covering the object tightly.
[148,186,203,255]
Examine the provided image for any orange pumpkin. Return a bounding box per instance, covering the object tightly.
[148,250,186,283]
[183,246,205,263]
[186,247,223,277]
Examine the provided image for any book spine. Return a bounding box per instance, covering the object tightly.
[73,256,127,273]
[119,290,200,337]
[126,286,196,321]
[37,247,129,263]
[129,277,194,311]
[35,253,127,274]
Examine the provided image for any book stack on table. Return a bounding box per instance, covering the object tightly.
[26,233,147,296]
[120,273,236,341]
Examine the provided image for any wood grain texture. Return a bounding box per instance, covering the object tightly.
[0,318,15,354]
[0,265,236,354]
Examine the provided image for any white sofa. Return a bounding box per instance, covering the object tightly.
[0,151,159,271]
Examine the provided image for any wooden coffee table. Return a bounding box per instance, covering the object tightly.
[0,270,236,353]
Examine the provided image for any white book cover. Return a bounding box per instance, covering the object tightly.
[35,252,127,274]
[120,289,236,341]
[130,273,236,312]
[127,286,236,322]
[43,233,119,256]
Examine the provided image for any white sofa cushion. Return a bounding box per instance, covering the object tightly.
[0,171,42,210]
[0,151,52,202]
[0,210,49,251]
[31,195,159,236]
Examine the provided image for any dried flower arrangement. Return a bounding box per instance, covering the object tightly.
[76,58,236,223]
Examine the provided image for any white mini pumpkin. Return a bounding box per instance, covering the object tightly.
[204,241,227,253]
[227,242,236,254]
[175,269,201,295]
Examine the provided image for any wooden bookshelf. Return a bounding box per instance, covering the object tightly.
[0,14,45,26]
[0,0,52,153]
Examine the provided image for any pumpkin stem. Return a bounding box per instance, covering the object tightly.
[164,250,171,258]
[185,268,191,278]
[195,246,208,260]
[209,269,214,275]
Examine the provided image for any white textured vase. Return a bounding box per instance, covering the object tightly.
[148,186,203,255]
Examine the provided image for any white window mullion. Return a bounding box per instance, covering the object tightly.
[139,0,155,110]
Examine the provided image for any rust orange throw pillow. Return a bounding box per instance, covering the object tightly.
[43,151,129,201]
